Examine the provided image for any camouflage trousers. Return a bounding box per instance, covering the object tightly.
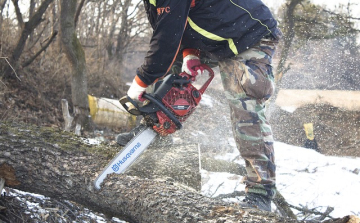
[219,36,279,198]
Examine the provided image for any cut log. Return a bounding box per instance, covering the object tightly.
[0,122,355,223]
[127,140,202,191]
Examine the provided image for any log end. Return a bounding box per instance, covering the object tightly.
[0,163,21,186]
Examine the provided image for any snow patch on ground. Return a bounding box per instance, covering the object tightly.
[202,141,360,218]
[280,106,297,113]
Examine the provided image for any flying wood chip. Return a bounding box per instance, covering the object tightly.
[347,215,360,223]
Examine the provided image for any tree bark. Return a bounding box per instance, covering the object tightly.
[1,122,357,223]
[60,0,93,132]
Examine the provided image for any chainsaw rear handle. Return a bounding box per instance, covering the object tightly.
[180,64,214,94]
[119,95,183,130]
[198,64,214,94]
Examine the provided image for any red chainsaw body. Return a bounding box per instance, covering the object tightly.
[151,67,214,136]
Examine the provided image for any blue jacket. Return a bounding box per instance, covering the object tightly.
[136,0,281,86]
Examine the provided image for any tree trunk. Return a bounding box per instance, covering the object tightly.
[114,0,132,61]
[0,0,7,29]
[60,0,93,132]
[28,0,35,43]
[268,0,304,119]
[0,122,357,223]
[276,0,304,81]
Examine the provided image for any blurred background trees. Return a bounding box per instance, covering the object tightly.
[276,0,360,91]
[0,0,150,131]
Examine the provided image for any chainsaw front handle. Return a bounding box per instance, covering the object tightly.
[119,94,183,130]
[119,96,142,116]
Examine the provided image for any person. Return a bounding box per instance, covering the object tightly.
[303,123,320,153]
[117,0,282,212]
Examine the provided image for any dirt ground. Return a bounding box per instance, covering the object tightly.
[270,103,360,157]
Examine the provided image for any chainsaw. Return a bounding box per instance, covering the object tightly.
[94,64,214,189]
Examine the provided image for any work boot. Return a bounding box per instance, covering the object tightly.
[237,193,272,212]
[116,124,147,146]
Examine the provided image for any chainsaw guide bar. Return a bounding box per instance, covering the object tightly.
[94,64,214,190]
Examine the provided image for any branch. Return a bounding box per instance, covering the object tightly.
[315,207,336,221]
[0,57,21,81]
[11,0,24,28]
[323,9,360,20]
[272,191,297,220]
[6,0,54,79]
[74,0,86,27]
[128,0,142,16]
[22,31,58,68]
[25,20,50,51]
[288,202,335,221]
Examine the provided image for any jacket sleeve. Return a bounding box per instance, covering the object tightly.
[135,0,192,87]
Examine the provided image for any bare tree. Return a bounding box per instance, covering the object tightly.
[276,0,304,84]
[113,0,133,60]
[77,0,148,60]
[60,0,93,132]
[2,0,54,79]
